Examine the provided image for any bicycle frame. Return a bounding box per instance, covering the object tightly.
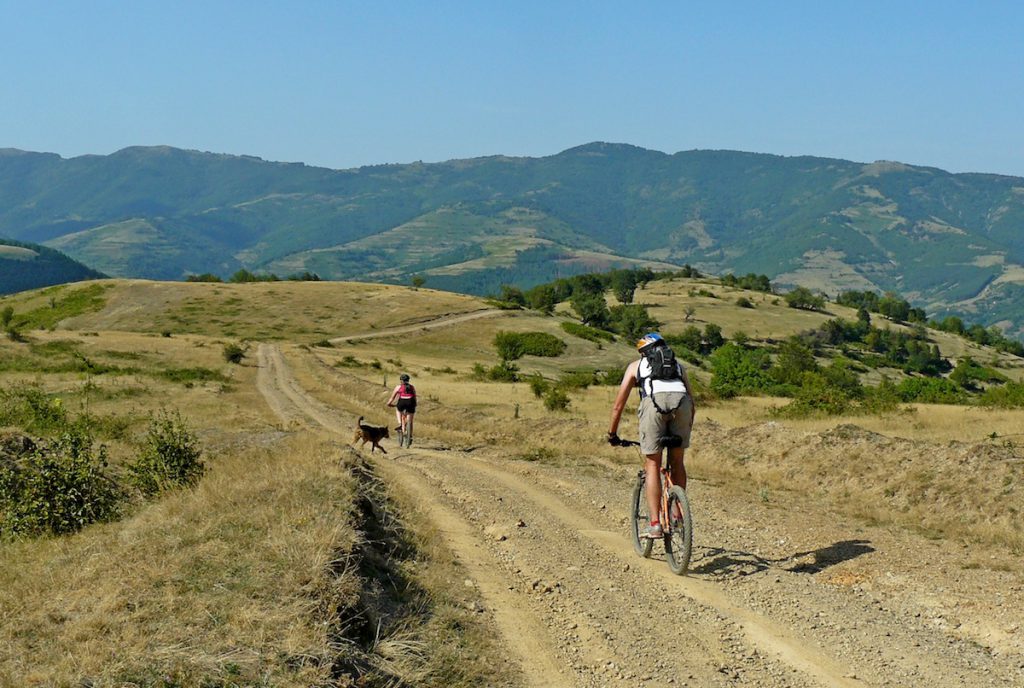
[621,435,693,574]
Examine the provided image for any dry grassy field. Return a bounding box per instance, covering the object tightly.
[1,277,1022,685]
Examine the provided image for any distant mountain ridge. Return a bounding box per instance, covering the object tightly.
[2,143,1023,336]
[0,237,106,295]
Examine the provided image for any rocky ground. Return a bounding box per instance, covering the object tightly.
[256,343,1024,688]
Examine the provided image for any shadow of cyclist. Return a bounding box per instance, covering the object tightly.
[688,539,875,580]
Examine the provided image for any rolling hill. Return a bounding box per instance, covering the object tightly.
[0,237,105,295]
[2,143,1024,336]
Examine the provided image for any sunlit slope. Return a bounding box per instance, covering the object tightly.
[631,277,1024,378]
[41,279,490,339]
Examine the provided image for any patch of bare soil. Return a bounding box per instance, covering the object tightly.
[256,344,1024,687]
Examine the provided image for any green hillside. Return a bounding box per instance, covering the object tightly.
[2,144,1024,336]
[0,237,105,295]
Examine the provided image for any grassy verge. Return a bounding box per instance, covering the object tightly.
[337,456,518,687]
[0,430,518,686]
[0,434,353,685]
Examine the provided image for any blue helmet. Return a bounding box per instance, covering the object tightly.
[636,332,664,352]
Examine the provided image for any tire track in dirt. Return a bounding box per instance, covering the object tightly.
[328,308,505,344]
[406,448,1023,688]
[403,449,857,687]
[257,343,345,430]
[254,344,847,686]
[254,343,1021,687]
[255,343,575,688]
[391,466,577,688]
[435,451,861,685]
[397,456,755,686]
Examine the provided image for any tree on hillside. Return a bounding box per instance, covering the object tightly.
[185,273,223,282]
[608,304,658,341]
[498,284,526,307]
[784,286,826,311]
[571,292,610,329]
[525,284,557,314]
[771,337,820,386]
[411,275,426,290]
[610,269,637,304]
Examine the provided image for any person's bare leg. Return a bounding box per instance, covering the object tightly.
[405,413,414,439]
[669,446,686,489]
[644,453,662,528]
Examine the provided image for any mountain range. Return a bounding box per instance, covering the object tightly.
[1,143,1023,336]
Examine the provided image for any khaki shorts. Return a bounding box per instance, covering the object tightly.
[638,395,693,455]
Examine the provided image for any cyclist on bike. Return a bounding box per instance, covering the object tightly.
[607,333,695,538]
[387,373,417,448]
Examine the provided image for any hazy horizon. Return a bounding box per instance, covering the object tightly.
[3,2,1022,176]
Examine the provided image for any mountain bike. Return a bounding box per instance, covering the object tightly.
[617,435,693,575]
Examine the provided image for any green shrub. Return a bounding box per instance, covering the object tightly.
[527,374,550,398]
[494,331,567,360]
[561,321,614,343]
[895,377,967,404]
[950,356,1008,389]
[773,371,854,417]
[126,412,205,498]
[543,387,571,412]
[979,382,1024,408]
[157,367,229,385]
[0,384,68,434]
[559,369,598,390]
[862,378,903,415]
[0,427,122,537]
[598,364,627,385]
[222,342,248,364]
[487,361,520,382]
[770,337,819,386]
[709,343,773,398]
[473,361,521,382]
[736,296,755,308]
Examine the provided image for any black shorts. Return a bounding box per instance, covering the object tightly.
[396,398,416,414]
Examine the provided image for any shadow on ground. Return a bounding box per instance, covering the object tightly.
[688,539,875,580]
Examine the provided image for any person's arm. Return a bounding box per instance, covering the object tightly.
[386,386,400,406]
[607,361,638,440]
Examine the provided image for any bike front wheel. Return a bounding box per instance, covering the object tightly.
[664,485,693,575]
[629,472,654,558]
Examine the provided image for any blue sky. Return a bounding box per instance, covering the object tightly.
[2,1,1022,175]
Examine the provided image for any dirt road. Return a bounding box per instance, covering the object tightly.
[327,308,505,344]
[255,343,1023,687]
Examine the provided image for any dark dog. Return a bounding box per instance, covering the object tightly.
[353,416,389,454]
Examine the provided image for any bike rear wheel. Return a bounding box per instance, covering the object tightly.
[664,485,693,575]
[629,472,654,558]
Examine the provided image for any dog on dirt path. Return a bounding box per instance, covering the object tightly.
[353,417,389,454]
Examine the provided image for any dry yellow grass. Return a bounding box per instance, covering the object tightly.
[3,276,1023,683]
[0,433,354,686]
[52,279,488,340]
